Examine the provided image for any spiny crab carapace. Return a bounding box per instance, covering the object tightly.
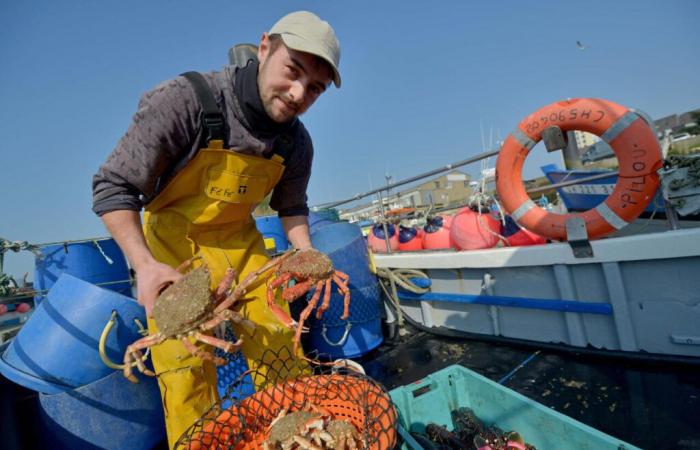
[122,258,271,382]
[265,248,351,355]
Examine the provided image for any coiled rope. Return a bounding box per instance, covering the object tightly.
[375,266,430,335]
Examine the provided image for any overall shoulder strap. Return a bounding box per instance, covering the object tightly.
[180,71,225,145]
[271,131,296,164]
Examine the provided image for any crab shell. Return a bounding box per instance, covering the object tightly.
[152,265,215,336]
[278,249,335,280]
[326,419,362,447]
[266,410,321,447]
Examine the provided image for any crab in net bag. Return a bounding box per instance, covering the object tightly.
[175,347,398,450]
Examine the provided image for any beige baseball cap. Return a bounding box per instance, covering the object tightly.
[269,11,341,88]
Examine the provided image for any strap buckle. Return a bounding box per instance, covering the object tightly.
[202,112,224,142]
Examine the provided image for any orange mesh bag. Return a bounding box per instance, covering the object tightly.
[175,347,398,450]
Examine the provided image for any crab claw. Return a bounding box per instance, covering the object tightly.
[269,302,309,332]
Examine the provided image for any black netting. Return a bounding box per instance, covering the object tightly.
[175,346,398,450]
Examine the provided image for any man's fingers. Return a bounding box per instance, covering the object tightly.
[156,280,174,296]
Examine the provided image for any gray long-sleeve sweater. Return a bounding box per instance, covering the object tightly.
[92,64,312,217]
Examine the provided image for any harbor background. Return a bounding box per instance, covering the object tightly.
[2,0,700,277]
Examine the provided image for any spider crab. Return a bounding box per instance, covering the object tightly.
[122,258,270,383]
[265,249,351,354]
[263,405,364,450]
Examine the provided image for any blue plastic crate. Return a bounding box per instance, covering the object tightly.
[389,364,640,450]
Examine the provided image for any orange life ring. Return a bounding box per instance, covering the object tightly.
[496,98,663,241]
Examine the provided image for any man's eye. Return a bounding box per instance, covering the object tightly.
[286,66,298,77]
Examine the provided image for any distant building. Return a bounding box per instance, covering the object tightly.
[573,131,599,150]
[338,170,472,222]
[654,108,700,137]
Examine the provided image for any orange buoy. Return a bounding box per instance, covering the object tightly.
[367,224,399,253]
[507,229,546,247]
[398,226,423,251]
[450,207,501,250]
[422,215,456,250]
[496,98,662,241]
[502,216,547,246]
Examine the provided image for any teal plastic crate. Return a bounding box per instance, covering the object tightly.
[388,364,640,450]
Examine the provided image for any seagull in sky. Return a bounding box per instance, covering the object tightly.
[576,40,587,50]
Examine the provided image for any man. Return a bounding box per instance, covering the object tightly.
[92,11,340,447]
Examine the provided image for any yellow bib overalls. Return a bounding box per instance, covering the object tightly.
[143,138,301,447]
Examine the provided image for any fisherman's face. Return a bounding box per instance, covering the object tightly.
[257,33,333,123]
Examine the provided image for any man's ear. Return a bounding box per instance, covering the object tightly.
[258,32,270,64]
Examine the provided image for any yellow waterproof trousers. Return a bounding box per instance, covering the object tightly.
[142,142,301,448]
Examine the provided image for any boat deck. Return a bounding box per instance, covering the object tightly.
[2,324,699,449]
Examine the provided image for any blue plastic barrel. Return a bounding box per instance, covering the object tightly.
[308,211,335,234]
[0,274,147,394]
[34,238,132,304]
[255,215,289,253]
[38,370,165,450]
[306,222,383,359]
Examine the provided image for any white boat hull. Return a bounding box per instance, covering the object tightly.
[374,228,700,359]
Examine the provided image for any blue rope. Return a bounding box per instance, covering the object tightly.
[498,350,541,385]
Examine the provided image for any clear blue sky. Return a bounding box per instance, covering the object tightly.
[1,0,699,278]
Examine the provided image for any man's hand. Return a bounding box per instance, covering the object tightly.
[100,210,184,317]
[135,260,183,317]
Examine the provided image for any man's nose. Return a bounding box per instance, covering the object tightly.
[289,80,305,103]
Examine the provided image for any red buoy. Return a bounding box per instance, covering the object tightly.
[422,215,456,250]
[16,303,32,313]
[398,226,423,251]
[506,229,546,246]
[367,224,399,253]
[502,216,547,247]
[450,208,501,250]
[0,304,8,315]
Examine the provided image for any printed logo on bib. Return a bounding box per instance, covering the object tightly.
[206,169,267,204]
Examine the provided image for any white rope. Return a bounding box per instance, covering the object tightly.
[92,239,114,265]
[376,267,431,335]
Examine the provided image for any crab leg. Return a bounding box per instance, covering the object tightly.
[175,255,203,273]
[266,408,289,431]
[192,331,243,354]
[180,337,226,365]
[213,251,297,314]
[124,349,153,383]
[266,275,309,332]
[293,281,324,354]
[333,273,352,320]
[293,435,323,450]
[281,279,315,301]
[334,270,350,285]
[316,430,336,447]
[213,268,237,302]
[315,279,332,319]
[123,333,165,382]
[199,309,256,335]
